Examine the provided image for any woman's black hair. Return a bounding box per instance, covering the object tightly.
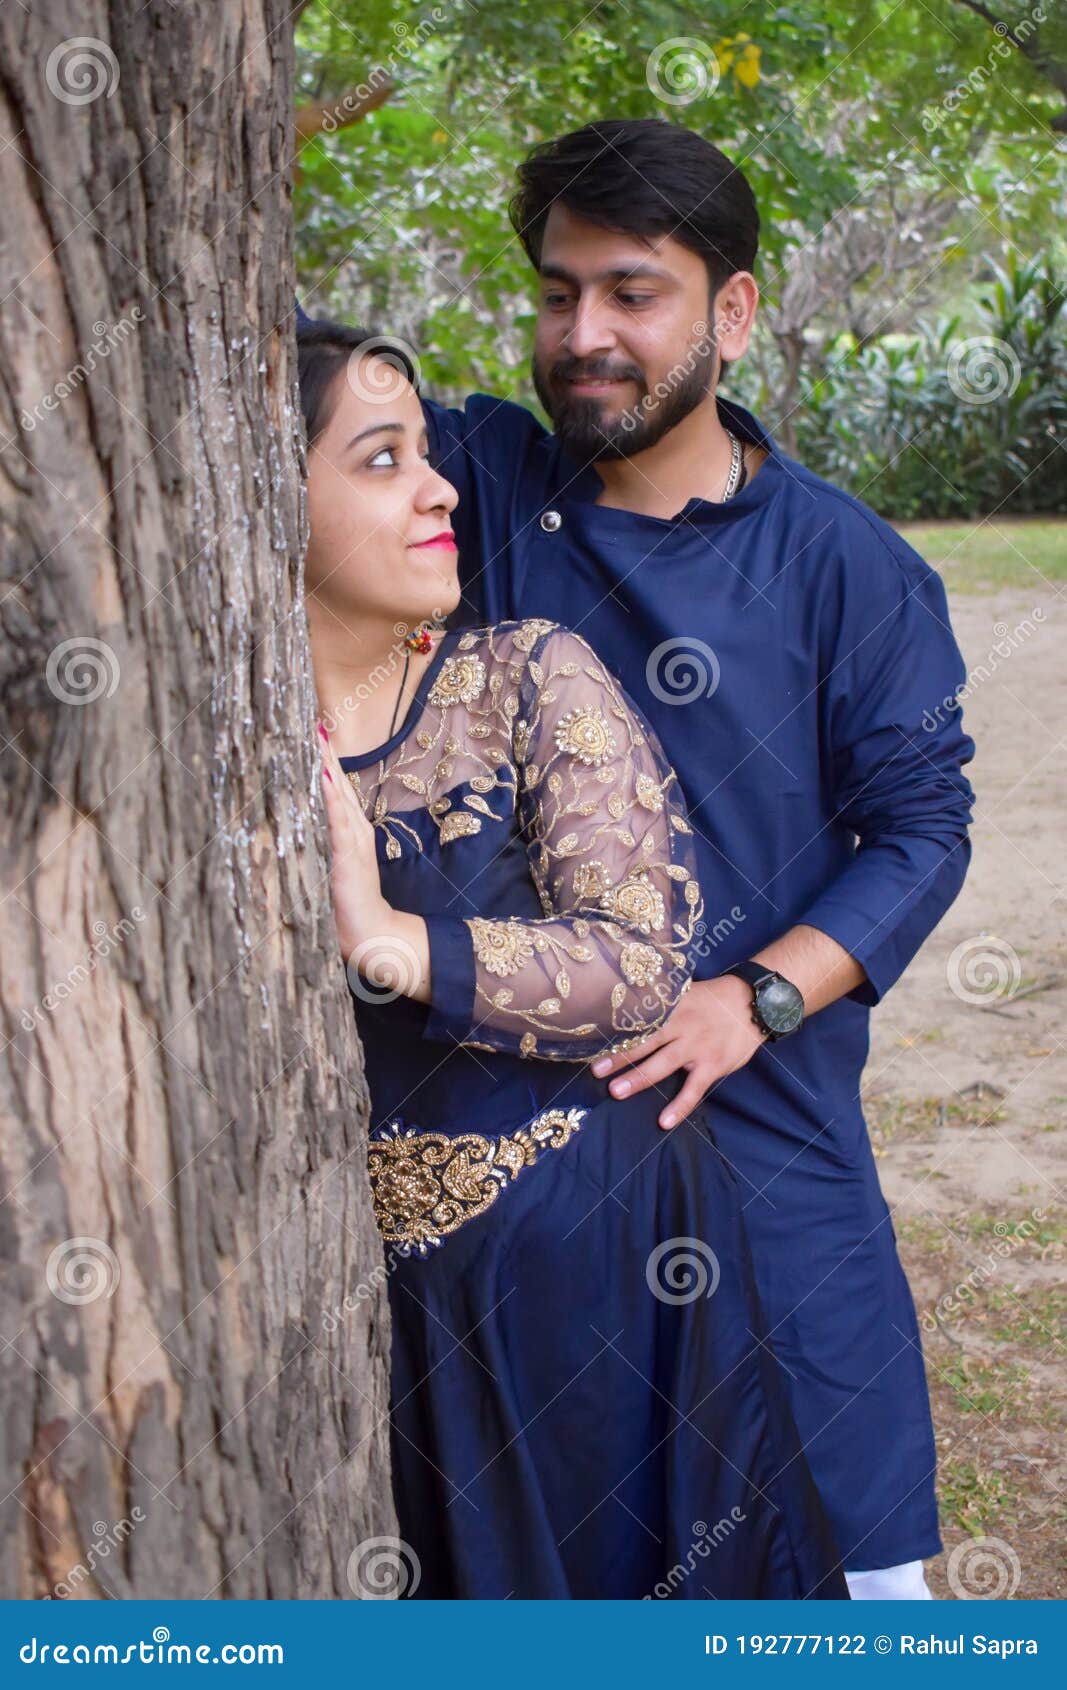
[509,119,759,297]
[296,319,419,445]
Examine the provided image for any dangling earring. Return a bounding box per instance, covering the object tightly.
[403,623,435,655]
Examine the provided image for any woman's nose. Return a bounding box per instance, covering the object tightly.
[419,466,458,514]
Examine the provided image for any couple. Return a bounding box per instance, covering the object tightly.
[301,119,975,1600]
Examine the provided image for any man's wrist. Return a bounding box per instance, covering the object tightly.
[723,959,806,1041]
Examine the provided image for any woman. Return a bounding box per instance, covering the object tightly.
[300,318,847,1600]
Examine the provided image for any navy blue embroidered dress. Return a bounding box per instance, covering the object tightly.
[341,619,846,1599]
[421,392,977,1574]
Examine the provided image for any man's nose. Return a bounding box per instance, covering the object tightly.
[562,298,615,360]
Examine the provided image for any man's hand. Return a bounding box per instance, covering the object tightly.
[591,975,767,1130]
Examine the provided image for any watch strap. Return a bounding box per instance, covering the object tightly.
[724,959,777,992]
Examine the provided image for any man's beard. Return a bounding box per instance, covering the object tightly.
[532,338,718,463]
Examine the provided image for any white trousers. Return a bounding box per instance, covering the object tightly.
[846,1560,933,1600]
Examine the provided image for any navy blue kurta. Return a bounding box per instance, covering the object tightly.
[423,389,976,1570]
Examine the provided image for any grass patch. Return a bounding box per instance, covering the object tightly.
[963,1211,1067,1251]
[938,1356,1032,1419]
[937,1456,1015,1533]
[982,1286,1067,1351]
[894,518,1067,593]
[865,1091,1006,1149]
[896,1214,953,1255]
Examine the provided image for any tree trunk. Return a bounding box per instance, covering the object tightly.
[0,0,395,1599]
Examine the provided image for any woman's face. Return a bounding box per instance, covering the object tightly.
[305,352,460,630]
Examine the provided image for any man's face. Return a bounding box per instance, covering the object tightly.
[531,203,719,462]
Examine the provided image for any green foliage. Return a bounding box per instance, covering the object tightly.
[789,254,1067,518]
[293,0,1067,508]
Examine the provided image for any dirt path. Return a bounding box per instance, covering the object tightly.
[865,582,1066,1598]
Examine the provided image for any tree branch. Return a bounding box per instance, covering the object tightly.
[294,79,395,147]
[952,0,1067,129]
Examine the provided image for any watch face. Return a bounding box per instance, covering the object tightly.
[756,978,805,1036]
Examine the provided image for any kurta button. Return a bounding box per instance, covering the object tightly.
[540,510,562,532]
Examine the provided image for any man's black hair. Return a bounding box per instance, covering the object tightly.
[509,119,759,295]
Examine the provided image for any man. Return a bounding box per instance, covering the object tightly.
[392,118,972,1597]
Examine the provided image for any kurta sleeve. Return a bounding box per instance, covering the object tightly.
[799,539,975,1005]
[421,626,704,1058]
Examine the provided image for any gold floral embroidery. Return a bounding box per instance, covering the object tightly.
[552,706,617,767]
[438,811,483,843]
[428,653,487,708]
[469,917,535,976]
[600,871,666,934]
[620,942,664,987]
[343,621,703,1055]
[511,617,559,653]
[572,859,611,900]
[367,1107,587,1254]
[635,772,666,811]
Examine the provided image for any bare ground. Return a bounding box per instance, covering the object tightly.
[865,581,1066,1599]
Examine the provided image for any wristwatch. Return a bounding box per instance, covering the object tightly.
[723,960,805,1041]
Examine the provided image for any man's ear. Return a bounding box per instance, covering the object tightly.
[711,272,759,366]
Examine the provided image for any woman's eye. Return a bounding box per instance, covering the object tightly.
[367,445,398,468]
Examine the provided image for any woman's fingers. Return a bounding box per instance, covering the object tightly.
[320,761,353,846]
[318,722,374,832]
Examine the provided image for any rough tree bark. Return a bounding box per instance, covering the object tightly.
[0,1,395,1598]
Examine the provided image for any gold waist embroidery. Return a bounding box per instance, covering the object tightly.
[367,1105,588,1257]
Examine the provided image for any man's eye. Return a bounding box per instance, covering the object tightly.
[543,293,573,309]
[618,293,654,308]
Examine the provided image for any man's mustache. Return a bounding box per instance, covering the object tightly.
[549,357,644,386]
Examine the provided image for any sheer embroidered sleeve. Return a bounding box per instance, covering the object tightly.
[422,624,703,1059]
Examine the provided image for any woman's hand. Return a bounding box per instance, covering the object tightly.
[318,723,431,1003]
[318,723,391,955]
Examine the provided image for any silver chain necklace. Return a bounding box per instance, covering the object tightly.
[722,429,745,501]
